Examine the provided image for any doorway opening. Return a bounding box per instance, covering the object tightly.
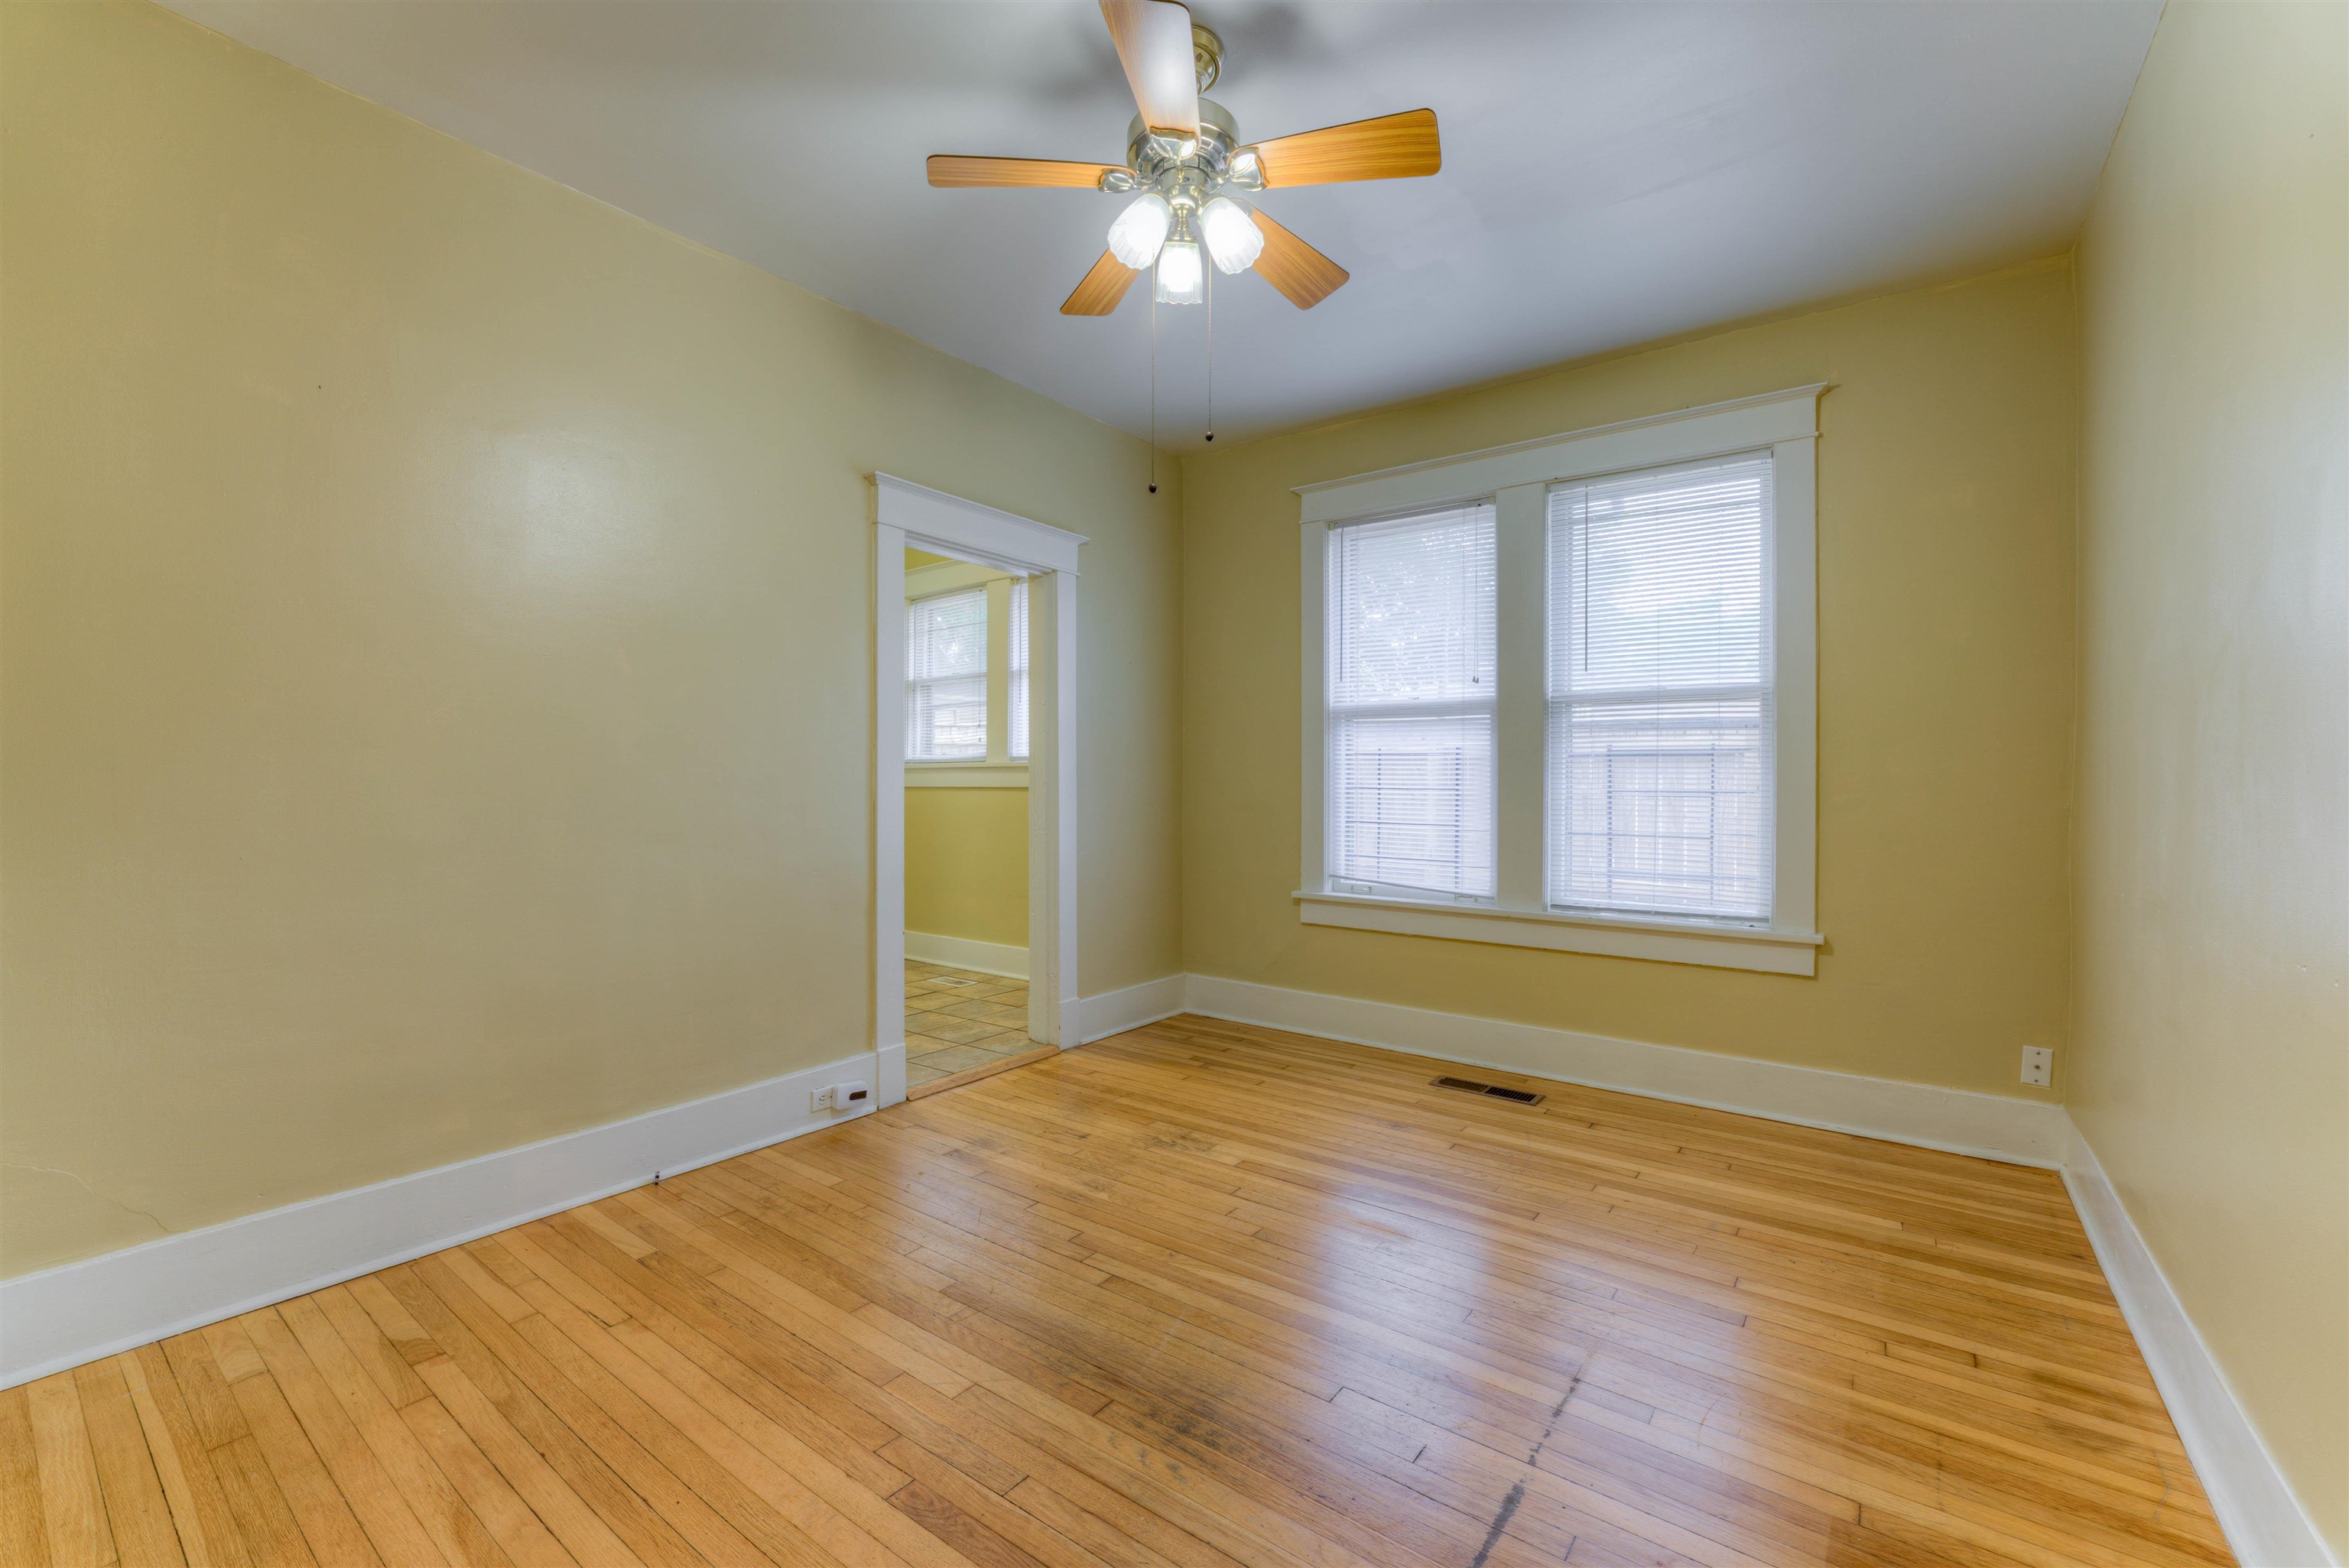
[901,548,1041,1092]
[870,476,1084,1106]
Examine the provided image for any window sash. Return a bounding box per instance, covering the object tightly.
[1545,453,1776,921]
[1324,504,1497,901]
[906,586,987,761]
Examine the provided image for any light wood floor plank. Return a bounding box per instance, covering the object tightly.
[28,1367,119,1567]
[2,1384,58,1568]
[11,1016,2234,1566]
[120,1345,255,1568]
[74,1357,187,1568]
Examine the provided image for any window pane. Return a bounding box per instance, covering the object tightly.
[1330,508,1496,706]
[1555,457,1766,693]
[1330,711,1495,897]
[910,676,989,761]
[1548,456,1773,919]
[908,586,987,761]
[908,588,986,680]
[1548,699,1768,917]
[1327,504,1496,899]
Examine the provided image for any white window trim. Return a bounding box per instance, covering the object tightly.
[905,764,1031,788]
[1297,385,1824,976]
[902,561,1030,789]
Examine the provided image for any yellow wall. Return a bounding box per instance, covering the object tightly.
[1180,263,2078,1098]
[905,790,1030,949]
[0,1,1181,1277]
[2071,2,2349,1552]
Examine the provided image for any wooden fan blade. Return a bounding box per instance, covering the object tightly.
[1254,109,1441,187]
[928,156,1123,189]
[1249,210,1349,309]
[1061,251,1139,316]
[1100,0,1199,136]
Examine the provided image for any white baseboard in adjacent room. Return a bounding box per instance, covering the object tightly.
[2063,1132,2336,1568]
[1075,974,1189,1044]
[904,930,1029,979]
[1181,973,2073,1168]
[0,1047,879,1390]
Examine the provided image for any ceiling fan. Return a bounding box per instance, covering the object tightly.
[928,0,1441,317]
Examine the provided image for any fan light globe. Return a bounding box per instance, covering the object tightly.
[1154,238,1205,304]
[1106,193,1173,269]
[1197,197,1264,274]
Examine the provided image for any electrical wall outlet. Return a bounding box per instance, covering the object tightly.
[811,1082,873,1115]
[2020,1047,2054,1088]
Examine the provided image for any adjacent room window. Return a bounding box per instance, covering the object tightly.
[1009,577,1031,761]
[1295,386,1820,973]
[1547,454,1772,920]
[1325,505,1497,899]
[906,586,988,761]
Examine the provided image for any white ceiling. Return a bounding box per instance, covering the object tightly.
[166,1,2158,446]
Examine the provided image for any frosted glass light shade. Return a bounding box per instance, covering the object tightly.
[1198,197,1263,274]
[1106,193,1172,268]
[1154,238,1204,304]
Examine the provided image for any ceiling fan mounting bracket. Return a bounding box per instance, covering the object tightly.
[1191,24,1223,95]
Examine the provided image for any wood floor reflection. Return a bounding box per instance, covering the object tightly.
[2,1014,2231,1567]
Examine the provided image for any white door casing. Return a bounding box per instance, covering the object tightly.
[871,475,1085,1105]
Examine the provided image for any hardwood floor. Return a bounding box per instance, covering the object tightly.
[2,1015,2231,1567]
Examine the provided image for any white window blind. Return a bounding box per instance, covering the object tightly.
[1326,504,1497,899]
[1009,578,1030,760]
[1546,453,1773,920]
[907,586,987,761]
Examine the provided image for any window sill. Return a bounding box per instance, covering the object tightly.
[1294,889,1822,976]
[905,763,1028,789]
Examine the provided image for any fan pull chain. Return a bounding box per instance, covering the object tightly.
[1147,288,1159,494]
[1204,263,1215,443]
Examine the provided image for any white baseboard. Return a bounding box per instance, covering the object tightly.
[2063,1131,2336,1567]
[1075,974,1189,1044]
[1181,974,2072,1168]
[905,930,1028,979]
[0,1048,879,1390]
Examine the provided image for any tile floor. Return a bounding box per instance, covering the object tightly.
[905,959,1032,1088]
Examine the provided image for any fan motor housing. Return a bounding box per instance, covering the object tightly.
[1123,99,1256,206]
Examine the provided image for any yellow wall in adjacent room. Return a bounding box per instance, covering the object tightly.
[2070,2,2349,1553]
[0,0,1181,1277]
[905,790,1030,950]
[1180,262,2078,1099]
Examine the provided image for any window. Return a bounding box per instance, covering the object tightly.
[1548,455,1772,920]
[1009,577,1030,761]
[1296,386,1821,975]
[903,561,1031,785]
[1325,505,1496,899]
[906,586,987,761]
